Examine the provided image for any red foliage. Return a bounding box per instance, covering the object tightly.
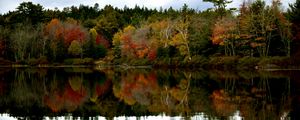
[44,91,64,112]
[64,26,86,46]
[96,34,110,48]
[43,82,87,112]
[45,19,64,40]
[95,79,112,97]
[64,83,87,106]
[147,49,157,61]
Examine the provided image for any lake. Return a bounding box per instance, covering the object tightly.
[0,67,299,120]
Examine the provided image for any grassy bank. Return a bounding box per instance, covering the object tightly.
[0,56,296,70]
[112,56,295,70]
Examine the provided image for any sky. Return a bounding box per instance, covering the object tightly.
[0,0,297,14]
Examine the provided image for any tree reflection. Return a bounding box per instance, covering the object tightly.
[0,68,298,119]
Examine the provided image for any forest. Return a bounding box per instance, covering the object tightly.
[0,0,300,69]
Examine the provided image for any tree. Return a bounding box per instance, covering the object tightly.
[95,5,123,43]
[272,0,292,57]
[203,0,232,17]
[287,0,300,56]
[10,23,37,61]
[44,19,65,61]
[188,13,216,56]
[170,18,191,61]
[211,16,239,56]
[238,0,277,57]
[95,45,107,58]
[63,18,87,48]
[84,28,97,58]
[16,2,44,24]
[0,26,10,58]
[288,0,300,24]
[68,40,82,57]
[112,30,122,59]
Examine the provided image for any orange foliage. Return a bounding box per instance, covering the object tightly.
[211,90,237,116]
[114,72,158,105]
[64,83,87,109]
[211,18,237,45]
[118,25,158,59]
[45,18,64,39]
[211,24,226,45]
[44,91,64,112]
[64,26,86,46]
[45,18,87,47]
[147,49,157,61]
[44,81,87,112]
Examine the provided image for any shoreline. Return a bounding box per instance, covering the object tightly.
[0,56,298,70]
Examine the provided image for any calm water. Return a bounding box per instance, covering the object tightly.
[0,67,299,120]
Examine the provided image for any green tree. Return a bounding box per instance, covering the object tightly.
[10,23,39,61]
[272,1,292,57]
[95,5,123,43]
[83,28,97,58]
[0,26,10,58]
[287,0,300,56]
[188,13,215,56]
[68,40,82,57]
[203,0,232,17]
[238,0,276,57]
[95,45,107,58]
[16,2,44,25]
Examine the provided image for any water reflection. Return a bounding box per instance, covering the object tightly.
[0,68,299,119]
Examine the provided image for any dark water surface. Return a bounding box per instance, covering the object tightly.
[0,67,299,120]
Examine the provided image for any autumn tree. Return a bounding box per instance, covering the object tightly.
[237,0,291,57]
[45,18,88,60]
[211,16,239,56]
[170,18,191,61]
[63,18,87,46]
[118,25,138,58]
[68,40,82,57]
[44,18,65,61]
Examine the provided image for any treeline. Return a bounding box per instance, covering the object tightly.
[0,0,300,67]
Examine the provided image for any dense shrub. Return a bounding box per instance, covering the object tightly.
[27,58,39,66]
[188,55,208,67]
[115,58,150,66]
[258,57,291,68]
[238,57,260,69]
[37,56,49,64]
[209,56,239,69]
[95,45,107,59]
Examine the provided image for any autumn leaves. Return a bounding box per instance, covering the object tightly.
[211,0,292,57]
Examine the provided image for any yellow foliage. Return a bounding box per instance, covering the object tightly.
[112,31,122,46]
[123,25,136,33]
